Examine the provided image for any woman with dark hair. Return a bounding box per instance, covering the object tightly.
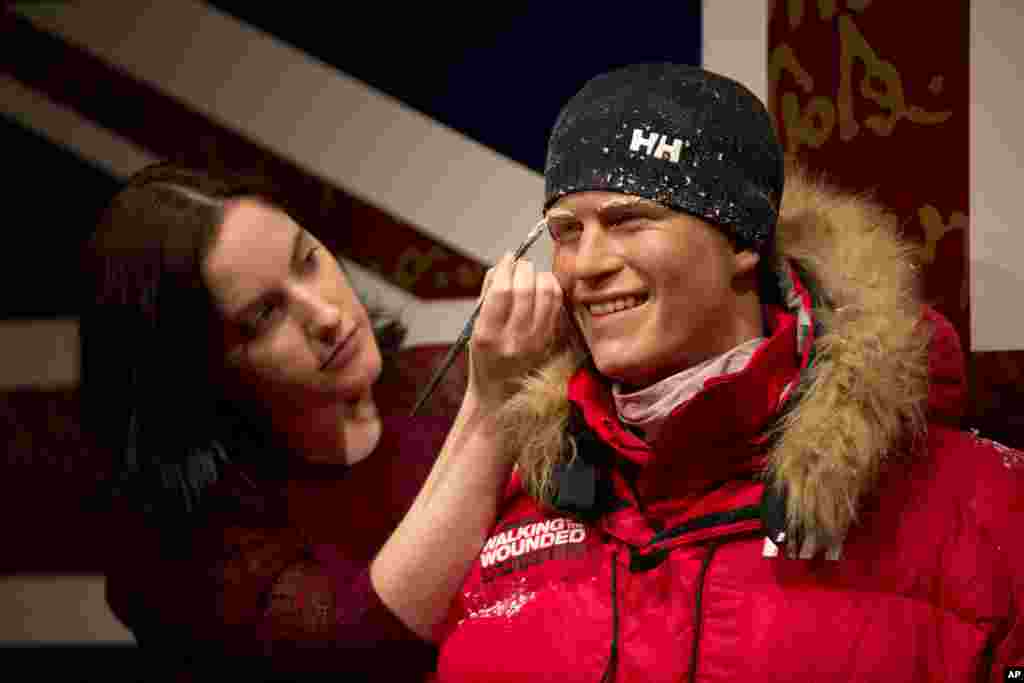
[82,162,563,680]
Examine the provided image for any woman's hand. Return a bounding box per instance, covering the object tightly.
[467,251,565,411]
[371,253,564,640]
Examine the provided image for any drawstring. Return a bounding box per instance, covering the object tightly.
[599,553,619,682]
[601,539,726,682]
[688,541,721,683]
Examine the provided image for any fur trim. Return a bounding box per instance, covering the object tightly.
[498,164,931,544]
[767,165,929,545]
[500,349,578,504]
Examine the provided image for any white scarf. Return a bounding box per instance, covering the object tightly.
[611,337,765,442]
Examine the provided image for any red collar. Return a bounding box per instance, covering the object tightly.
[567,306,801,516]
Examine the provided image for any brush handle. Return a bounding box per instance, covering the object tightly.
[408,219,547,416]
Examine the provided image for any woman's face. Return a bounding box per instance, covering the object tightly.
[202,198,382,412]
[548,191,759,389]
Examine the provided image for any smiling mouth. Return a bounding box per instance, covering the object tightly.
[584,295,649,317]
[320,325,359,371]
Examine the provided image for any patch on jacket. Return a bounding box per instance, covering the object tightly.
[762,532,844,560]
[479,516,587,582]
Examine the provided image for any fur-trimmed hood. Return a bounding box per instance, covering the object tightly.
[497,165,962,546]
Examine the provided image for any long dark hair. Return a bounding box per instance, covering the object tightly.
[80,162,406,521]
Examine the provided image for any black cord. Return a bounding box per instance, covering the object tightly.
[688,541,721,683]
[599,555,619,682]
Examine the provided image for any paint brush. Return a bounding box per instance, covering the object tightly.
[409,217,548,416]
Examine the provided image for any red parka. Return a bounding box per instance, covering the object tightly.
[435,174,1023,682]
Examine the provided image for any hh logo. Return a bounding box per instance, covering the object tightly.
[630,128,684,163]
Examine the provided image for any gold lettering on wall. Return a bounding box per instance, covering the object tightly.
[837,15,952,140]
[395,245,448,290]
[392,246,485,294]
[918,204,967,264]
[770,44,831,153]
[785,0,871,30]
[771,3,952,153]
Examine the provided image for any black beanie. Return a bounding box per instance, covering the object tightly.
[544,63,784,253]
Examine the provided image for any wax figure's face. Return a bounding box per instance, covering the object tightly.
[203,198,382,409]
[548,191,759,389]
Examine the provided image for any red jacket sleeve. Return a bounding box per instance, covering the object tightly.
[969,436,1024,681]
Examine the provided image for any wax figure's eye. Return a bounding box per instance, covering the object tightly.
[548,221,582,243]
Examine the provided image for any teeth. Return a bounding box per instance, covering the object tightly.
[588,296,644,315]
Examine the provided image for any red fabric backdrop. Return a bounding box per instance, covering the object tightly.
[767,0,1024,447]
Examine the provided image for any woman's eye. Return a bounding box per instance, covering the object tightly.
[242,301,281,337]
[255,302,277,321]
[300,246,320,274]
